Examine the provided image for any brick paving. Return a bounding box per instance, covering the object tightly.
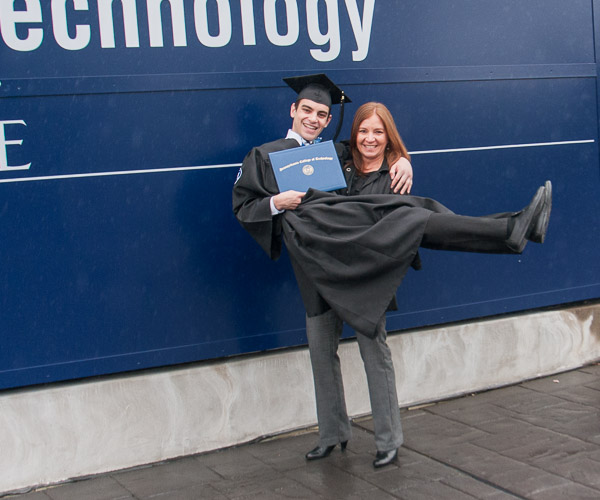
[5,363,600,500]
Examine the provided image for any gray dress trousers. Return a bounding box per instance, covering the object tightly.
[306,309,404,452]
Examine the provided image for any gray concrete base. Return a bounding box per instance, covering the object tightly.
[1,302,599,494]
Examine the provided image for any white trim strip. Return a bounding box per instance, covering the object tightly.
[0,163,242,184]
[409,139,595,155]
[0,139,594,184]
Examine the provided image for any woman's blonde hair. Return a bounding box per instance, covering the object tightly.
[349,102,410,174]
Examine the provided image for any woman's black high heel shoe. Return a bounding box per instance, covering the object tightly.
[305,441,348,460]
[373,448,398,468]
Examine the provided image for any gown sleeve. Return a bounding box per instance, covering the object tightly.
[232,144,284,260]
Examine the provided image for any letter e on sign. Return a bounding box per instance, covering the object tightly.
[0,0,44,51]
[0,120,31,171]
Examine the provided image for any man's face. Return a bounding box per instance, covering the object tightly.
[290,99,332,142]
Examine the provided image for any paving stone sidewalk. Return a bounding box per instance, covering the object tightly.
[6,363,600,500]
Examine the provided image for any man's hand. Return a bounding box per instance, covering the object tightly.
[389,157,413,194]
[273,190,305,211]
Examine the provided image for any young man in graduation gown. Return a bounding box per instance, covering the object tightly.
[232,75,413,468]
[233,75,412,260]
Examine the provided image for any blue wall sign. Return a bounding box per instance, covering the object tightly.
[1,0,598,389]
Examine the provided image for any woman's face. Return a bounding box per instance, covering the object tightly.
[356,112,388,163]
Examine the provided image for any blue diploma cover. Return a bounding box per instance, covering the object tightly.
[269,141,347,192]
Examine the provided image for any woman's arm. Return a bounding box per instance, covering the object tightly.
[388,157,413,194]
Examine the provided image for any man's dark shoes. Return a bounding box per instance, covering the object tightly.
[305,441,347,460]
[373,448,398,468]
[507,185,545,253]
[529,180,552,244]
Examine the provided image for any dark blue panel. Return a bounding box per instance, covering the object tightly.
[343,78,597,154]
[0,170,308,385]
[358,77,600,330]
[387,142,600,331]
[0,1,598,389]
[370,0,594,67]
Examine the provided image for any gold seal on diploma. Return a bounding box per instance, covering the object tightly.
[302,164,314,176]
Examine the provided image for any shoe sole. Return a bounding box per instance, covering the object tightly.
[373,454,398,468]
[530,180,552,243]
[507,186,545,252]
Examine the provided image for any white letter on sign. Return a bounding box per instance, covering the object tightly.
[51,0,91,50]
[147,0,187,47]
[264,0,299,46]
[0,120,31,171]
[98,0,140,48]
[194,0,232,48]
[306,0,340,62]
[0,0,43,51]
[240,0,256,45]
[345,0,374,62]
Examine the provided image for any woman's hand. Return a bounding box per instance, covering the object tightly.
[273,190,305,211]
[389,157,413,194]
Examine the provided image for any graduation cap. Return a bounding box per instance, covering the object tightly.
[283,73,351,141]
[283,73,351,109]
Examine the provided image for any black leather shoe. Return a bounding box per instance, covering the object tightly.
[305,441,347,460]
[373,448,398,468]
[529,180,552,244]
[507,186,545,253]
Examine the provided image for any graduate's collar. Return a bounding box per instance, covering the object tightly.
[285,129,322,146]
[285,129,305,146]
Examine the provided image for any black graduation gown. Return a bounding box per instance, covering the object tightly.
[232,138,298,260]
[232,143,452,337]
[281,188,454,337]
[233,138,350,258]
[232,138,350,317]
